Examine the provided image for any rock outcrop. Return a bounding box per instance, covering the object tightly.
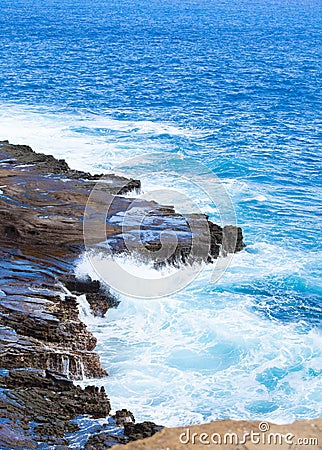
[0,140,244,261]
[62,275,120,317]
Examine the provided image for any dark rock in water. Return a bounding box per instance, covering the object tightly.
[62,274,119,317]
[83,409,137,449]
[64,275,102,293]
[105,209,245,265]
[86,291,120,317]
[124,421,163,441]
[112,409,136,426]
[208,222,245,258]
[222,225,245,254]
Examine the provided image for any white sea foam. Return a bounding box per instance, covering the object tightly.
[0,102,207,173]
[80,292,322,426]
[76,244,322,426]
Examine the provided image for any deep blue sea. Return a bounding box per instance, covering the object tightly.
[0,0,321,426]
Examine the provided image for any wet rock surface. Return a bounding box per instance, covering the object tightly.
[84,431,127,449]
[0,141,245,448]
[0,243,107,380]
[1,369,110,445]
[104,206,245,264]
[0,142,137,448]
[62,275,120,317]
[112,409,136,427]
[0,140,244,261]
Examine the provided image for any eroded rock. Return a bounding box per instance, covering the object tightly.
[63,274,120,317]
[0,369,111,448]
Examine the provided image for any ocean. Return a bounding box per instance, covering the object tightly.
[0,0,321,426]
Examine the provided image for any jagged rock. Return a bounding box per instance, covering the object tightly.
[63,275,101,294]
[124,421,163,441]
[62,275,120,317]
[86,291,120,317]
[0,420,37,449]
[85,432,127,449]
[0,369,111,447]
[84,409,137,449]
[0,244,107,380]
[0,326,106,380]
[112,409,136,426]
[34,421,79,441]
[222,225,245,254]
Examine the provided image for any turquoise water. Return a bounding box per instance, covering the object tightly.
[0,0,321,426]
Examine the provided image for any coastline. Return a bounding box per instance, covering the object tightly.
[0,141,320,449]
[0,140,243,448]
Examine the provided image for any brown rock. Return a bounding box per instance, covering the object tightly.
[121,419,322,450]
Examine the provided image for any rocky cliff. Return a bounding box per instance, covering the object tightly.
[0,140,246,448]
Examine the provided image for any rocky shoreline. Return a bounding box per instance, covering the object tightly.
[0,139,278,449]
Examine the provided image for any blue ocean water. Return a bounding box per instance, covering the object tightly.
[0,0,321,426]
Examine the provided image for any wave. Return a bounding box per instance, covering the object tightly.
[0,102,208,173]
[75,243,322,426]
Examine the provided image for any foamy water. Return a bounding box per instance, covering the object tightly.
[0,103,205,173]
[77,244,322,426]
